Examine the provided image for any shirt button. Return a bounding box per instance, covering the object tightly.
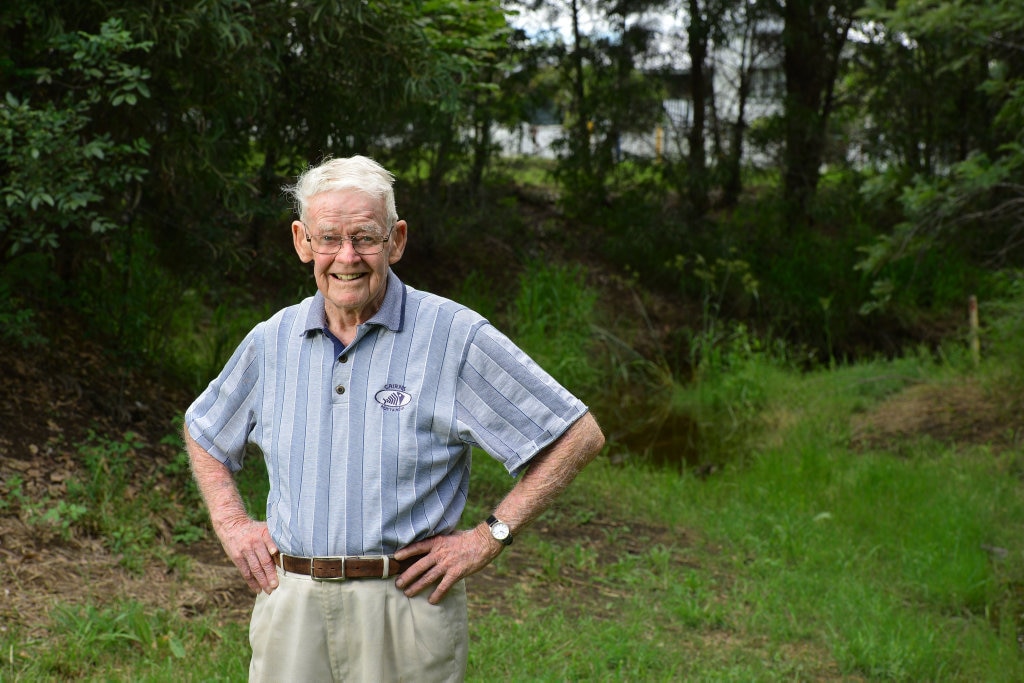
[336,385,345,395]
[339,354,348,363]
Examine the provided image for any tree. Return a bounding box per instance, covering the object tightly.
[856,0,1024,299]
[780,0,863,226]
[717,0,780,207]
[683,0,716,215]
[0,16,151,266]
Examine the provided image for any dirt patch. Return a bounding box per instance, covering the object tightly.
[850,378,1024,453]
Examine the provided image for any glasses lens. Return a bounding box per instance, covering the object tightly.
[352,235,384,255]
[307,232,387,255]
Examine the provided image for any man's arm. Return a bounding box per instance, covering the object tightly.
[394,411,605,604]
[184,429,279,594]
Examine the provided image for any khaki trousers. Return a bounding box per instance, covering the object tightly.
[248,565,468,683]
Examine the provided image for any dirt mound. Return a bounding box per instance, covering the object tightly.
[850,378,1024,453]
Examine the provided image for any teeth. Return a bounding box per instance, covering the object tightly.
[335,273,363,281]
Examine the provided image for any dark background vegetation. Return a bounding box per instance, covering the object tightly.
[3,1,1022,388]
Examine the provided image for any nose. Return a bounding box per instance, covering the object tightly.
[333,238,362,260]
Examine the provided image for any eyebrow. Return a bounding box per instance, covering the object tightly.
[312,223,381,235]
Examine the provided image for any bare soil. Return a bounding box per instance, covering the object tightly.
[849,377,1024,454]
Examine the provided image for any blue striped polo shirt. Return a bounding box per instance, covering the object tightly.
[185,270,589,558]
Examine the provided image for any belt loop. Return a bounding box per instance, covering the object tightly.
[381,556,390,579]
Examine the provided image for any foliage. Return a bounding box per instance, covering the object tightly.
[0,17,151,258]
[0,0,1018,368]
[0,280,46,347]
[853,0,1024,307]
[857,151,1024,302]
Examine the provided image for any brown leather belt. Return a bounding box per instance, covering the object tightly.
[275,553,424,580]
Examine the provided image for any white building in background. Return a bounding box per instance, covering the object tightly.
[495,7,785,164]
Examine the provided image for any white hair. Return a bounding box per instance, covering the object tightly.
[284,155,398,227]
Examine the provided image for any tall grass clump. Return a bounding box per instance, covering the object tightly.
[164,287,276,393]
[984,269,1024,380]
[1,600,248,681]
[503,259,684,464]
[508,260,601,398]
[663,250,796,467]
[672,324,793,467]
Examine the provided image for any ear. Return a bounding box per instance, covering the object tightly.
[292,221,314,263]
[387,220,408,266]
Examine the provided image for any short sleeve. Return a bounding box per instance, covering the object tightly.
[455,323,588,476]
[184,327,263,472]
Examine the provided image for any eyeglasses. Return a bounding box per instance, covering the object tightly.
[303,224,394,255]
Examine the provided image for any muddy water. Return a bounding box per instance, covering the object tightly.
[609,411,702,470]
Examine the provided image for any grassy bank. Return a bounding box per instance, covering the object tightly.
[465,356,1024,681]
[3,351,1023,681]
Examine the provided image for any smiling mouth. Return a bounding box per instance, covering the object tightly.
[332,273,366,282]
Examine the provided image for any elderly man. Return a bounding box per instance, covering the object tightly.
[184,155,604,682]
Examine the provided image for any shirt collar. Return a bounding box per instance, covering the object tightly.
[301,268,406,336]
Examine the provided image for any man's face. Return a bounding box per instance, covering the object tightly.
[292,190,407,325]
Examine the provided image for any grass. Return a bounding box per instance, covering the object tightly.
[2,604,250,681]
[463,364,1024,681]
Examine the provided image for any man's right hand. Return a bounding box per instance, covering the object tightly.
[215,515,280,595]
[184,429,279,595]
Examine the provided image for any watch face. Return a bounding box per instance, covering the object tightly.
[491,522,510,540]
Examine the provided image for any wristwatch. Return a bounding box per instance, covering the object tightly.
[486,514,513,546]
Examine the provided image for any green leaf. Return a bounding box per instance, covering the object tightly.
[168,635,186,659]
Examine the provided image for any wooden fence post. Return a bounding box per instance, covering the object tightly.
[968,295,980,367]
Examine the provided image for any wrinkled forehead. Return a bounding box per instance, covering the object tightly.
[305,190,388,230]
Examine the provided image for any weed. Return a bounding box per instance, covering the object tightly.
[0,474,26,512]
[33,500,89,538]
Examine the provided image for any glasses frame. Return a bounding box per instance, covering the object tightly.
[302,223,395,256]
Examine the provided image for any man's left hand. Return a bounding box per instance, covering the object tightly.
[394,525,502,604]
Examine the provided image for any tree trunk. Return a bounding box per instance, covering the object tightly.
[781,0,856,227]
[569,0,591,171]
[686,0,710,216]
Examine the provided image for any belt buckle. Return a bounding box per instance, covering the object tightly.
[310,556,346,581]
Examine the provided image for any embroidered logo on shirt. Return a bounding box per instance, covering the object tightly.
[375,384,412,411]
